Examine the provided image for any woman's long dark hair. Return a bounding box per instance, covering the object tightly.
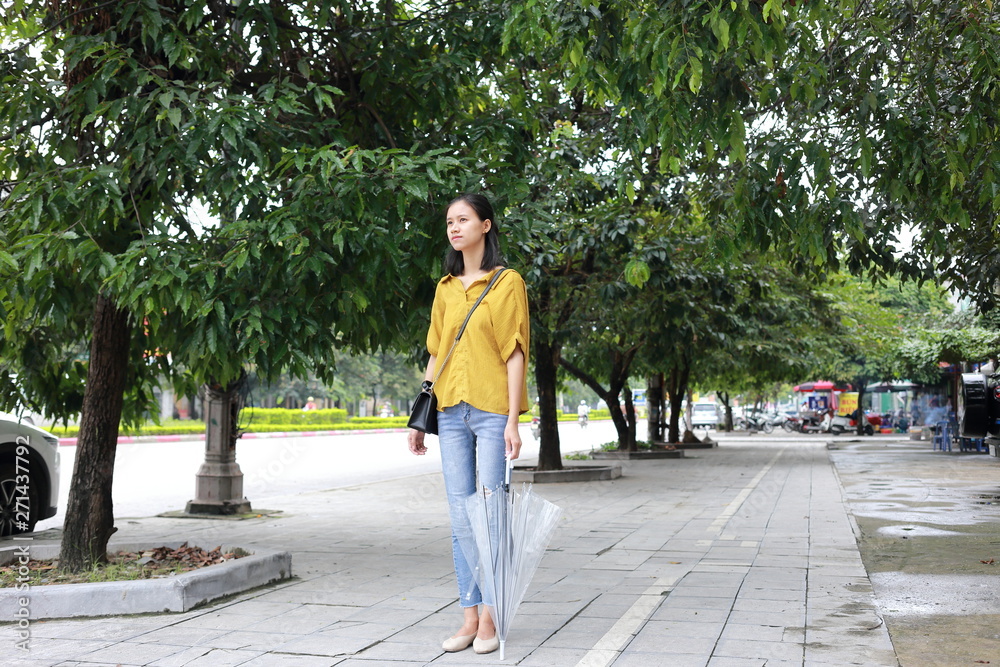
[444,193,503,276]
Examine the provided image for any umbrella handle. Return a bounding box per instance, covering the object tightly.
[504,456,512,489]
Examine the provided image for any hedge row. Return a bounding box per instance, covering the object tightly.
[244,408,348,424]
[45,410,612,438]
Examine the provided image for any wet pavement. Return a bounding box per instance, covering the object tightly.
[2,434,998,666]
[830,437,1000,666]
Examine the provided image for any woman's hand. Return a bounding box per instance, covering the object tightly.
[408,428,427,455]
[504,418,522,460]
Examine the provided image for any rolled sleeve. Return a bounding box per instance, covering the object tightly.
[495,274,530,364]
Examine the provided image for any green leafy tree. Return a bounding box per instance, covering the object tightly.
[0,0,512,570]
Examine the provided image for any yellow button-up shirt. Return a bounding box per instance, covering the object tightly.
[427,267,530,416]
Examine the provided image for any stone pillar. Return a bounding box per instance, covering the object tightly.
[185,378,251,515]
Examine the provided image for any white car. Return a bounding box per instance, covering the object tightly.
[690,403,721,429]
[0,417,61,536]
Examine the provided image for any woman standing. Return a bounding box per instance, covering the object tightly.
[408,194,530,655]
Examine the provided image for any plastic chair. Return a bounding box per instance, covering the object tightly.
[959,436,987,453]
[932,420,952,451]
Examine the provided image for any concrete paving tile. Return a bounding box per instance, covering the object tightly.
[731,597,798,613]
[340,606,434,626]
[627,630,718,654]
[6,658,61,667]
[690,564,751,575]
[331,661,421,666]
[13,638,115,661]
[713,638,805,661]
[25,620,99,640]
[671,586,741,599]
[613,651,708,666]
[576,593,642,617]
[660,595,735,611]
[726,610,803,627]
[402,611,456,630]
[804,645,898,666]
[707,658,799,667]
[273,632,377,657]
[705,658,770,667]
[128,626,227,647]
[210,599,305,618]
[738,586,805,603]
[718,623,787,642]
[177,648,266,666]
[237,654,341,666]
[649,606,732,623]
[59,618,167,643]
[173,611,274,632]
[201,630,303,651]
[242,605,356,634]
[75,641,184,665]
[518,646,589,665]
[639,620,724,640]
[681,573,747,587]
[146,646,215,667]
[353,639,444,661]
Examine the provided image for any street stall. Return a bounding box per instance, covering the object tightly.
[789,381,852,433]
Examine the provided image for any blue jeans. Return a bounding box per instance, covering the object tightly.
[438,401,508,608]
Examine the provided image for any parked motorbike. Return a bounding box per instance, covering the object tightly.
[737,412,775,434]
[830,410,876,436]
[788,410,833,434]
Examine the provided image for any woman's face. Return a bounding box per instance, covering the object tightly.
[446,200,491,253]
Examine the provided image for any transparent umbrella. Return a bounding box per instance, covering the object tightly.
[463,459,562,660]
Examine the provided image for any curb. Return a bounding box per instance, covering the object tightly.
[0,541,292,620]
[512,462,622,483]
[592,449,685,460]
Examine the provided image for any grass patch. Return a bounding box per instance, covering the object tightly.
[0,543,244,586]
[564,452,592,460]
[599,439,654,451]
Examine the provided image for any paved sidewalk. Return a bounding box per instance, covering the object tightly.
[5,438,899,666]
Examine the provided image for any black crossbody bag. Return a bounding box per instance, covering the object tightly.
[408,269,508,434]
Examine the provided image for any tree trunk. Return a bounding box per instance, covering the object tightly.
[684,386,694,431]
[604,390,629,449]
[624,378,637,451]
[716,390,733,432]
[534,339,563,471]
[665,362,691,443]
[647,373,663,442]
[59,294,131,572]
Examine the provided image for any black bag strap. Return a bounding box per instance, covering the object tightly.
[431,268,508,386]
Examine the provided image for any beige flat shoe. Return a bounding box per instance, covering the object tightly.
[473,633,500,654]
[442,633,476,652]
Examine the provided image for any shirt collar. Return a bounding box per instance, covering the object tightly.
[444,266,504,286]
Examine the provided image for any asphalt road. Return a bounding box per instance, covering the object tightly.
[35,419,620,533]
